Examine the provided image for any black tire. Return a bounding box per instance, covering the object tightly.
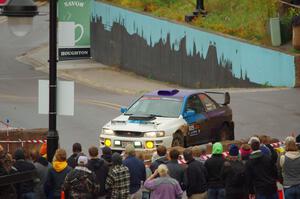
[219,124,233,141]
[171,132,185,147]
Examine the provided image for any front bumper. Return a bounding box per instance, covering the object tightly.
[99,134,173,151]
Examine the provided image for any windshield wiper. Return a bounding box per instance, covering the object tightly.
[150,114,165,117]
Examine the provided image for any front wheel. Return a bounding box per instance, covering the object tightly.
[171,132,185,147]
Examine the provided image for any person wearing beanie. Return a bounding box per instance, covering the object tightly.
[30,149,51,199]
[280,136,300,199]
[64,155,99,199]
[45,149,72,199]
[39,143,47,158]
[221,144,248,199]
[106,152,130,199]
[240,144,252,162]
[101,146,113,167]
[246,138,278,199]
[204,142,225,199]
[13,148,37,199]
[123,144,146,198]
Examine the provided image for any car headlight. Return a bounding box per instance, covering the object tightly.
[102,128,115,135]
[144,131,165,138]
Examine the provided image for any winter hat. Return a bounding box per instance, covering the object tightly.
[112,152,122,165]
[102,146,112,156]
[248,136,260,145]
[77,155,88,165]
[212,142,223,155]
[229,144,239,156]
[240,144,252,158]
[14,148,25,160]
[39,143,47,156]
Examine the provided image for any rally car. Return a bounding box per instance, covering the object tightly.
[100,89,234,151]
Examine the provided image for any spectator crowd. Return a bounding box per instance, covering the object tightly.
[1,134,300,199]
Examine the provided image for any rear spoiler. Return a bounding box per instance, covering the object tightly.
[204,91,230,105]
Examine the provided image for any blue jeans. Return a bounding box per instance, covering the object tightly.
[256,192,279,199]
[208,188,225,199]
[285,184,300,199]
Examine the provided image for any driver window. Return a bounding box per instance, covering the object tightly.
[186,95,205,113]
[199,94,217,111]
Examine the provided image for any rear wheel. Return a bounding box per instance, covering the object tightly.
[219,124,233,141]
[171,132,185,147]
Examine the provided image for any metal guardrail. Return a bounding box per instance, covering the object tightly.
[0,170,37,187]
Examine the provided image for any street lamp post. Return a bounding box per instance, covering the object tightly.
[48,0,58,163]
[1,0,58,162]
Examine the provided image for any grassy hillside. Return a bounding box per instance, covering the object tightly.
[105,0,292,45]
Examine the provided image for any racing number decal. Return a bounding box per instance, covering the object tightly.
[188,124,201,136]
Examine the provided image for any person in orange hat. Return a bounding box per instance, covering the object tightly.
[39,143,47,159]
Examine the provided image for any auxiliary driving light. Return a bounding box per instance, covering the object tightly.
[104,139,112,147]
[134,141,142,147]
[145,141,154,149]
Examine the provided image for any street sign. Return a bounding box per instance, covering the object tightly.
[0,0,9,6]
[38,80,74,116]
[57,0,91,60]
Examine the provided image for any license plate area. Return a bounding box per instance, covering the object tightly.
[122,141,132,148]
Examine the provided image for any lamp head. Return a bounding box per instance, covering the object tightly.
[1,0,38,37]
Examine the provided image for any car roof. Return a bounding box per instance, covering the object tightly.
[143,89,203,98]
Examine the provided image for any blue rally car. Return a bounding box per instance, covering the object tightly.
[100,89,234,151]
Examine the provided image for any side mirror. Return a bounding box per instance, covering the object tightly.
[183,110,196,118]
[223,92,230,105]
[120,107,128,113]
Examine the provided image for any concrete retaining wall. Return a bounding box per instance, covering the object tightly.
[91,1,297,88]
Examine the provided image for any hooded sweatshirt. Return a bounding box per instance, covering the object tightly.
[34,157,51,199]
[204,142,225,188]
[87,158,109,196]
[45,161,71,198]
[246,150,278,195]
[150,156,168,173]
[280,151,300,188]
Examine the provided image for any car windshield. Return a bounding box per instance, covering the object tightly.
[125,97,183,118]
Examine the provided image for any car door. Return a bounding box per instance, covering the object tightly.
[199,93,225,141]
[183,94,211,146]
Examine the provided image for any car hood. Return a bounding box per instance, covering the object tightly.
[103,114,180,132]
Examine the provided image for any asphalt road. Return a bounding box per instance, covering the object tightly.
[0,5,300,155]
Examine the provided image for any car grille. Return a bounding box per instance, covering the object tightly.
[115,131,143,137]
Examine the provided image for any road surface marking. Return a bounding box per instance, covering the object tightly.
[79,99,123,111]
[0,94,123,111]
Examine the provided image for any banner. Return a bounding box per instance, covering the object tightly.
[58,0,91,60]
